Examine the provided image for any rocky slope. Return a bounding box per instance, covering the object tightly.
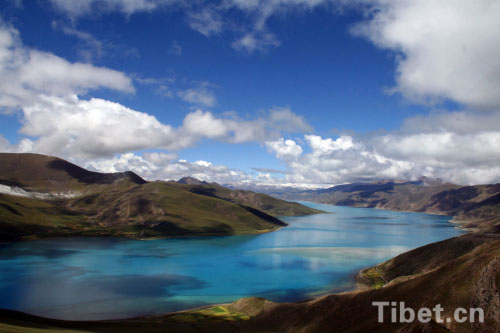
[0,153,321,242]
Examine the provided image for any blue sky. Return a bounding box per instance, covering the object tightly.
[1,1,500,186]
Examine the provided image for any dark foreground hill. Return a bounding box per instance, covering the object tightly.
[273,179,500,231]
[0,153,322,241]
[1,231,499,332]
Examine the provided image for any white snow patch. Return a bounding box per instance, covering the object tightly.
[0,185,80,199]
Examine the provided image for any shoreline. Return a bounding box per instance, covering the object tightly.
[0,224,287,245]
[298,199,478,233]
[0,203,473,325]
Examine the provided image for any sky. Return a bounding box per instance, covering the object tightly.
[1,0,500,187]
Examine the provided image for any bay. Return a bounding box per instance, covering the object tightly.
[0,202,463,320]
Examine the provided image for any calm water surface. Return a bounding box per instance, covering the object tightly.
[0,202,463,320]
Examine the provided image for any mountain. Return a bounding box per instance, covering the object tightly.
[0,153,321,242]
[0,153,147,192]
[1,231,499,332]
[272,179,500,231]
[173,179,324,217]
[177,176,209,185]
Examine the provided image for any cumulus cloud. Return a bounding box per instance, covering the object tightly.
[263,108,500,186]
[0,24,133,112]
[266,138,303,160]
[5,95,312,159]
[179,107,312,145]
[17,95,183,158]
[182,110,227,138]
[191,106,313,144]
[87,152,254,184]
[351,0,500,110]
[268,135,412,185]
[86,152,177,178]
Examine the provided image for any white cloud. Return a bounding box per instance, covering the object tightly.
[227,0,326,52]
[86,152,177,178]
[266,138,303,160]
[266,107,313,133]
[305,135,355,155]
[17,95,183,158]
[400,110,500,135]
[231,32,280,53]
[265,107,314,133]
[182,110,227,138]
[351,0,500,110]
[186,6,223,37]
[87,152,254,184]
[52,22,105,62]
[47,0,326,53]
[276,134,411,185]
[264,109,500,186]
[48,0,95,17]
[178,107,312,145]
[48,0,178,17]
[133,75,175,97]
[177,84,217,107]
[190,106,312,144]
[0,24,134,112]
[6,94,311,159]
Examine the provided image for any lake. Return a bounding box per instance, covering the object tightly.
[0,202,464,320]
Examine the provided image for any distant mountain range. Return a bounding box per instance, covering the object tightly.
[0,153,322,242]
[265,179,500,231]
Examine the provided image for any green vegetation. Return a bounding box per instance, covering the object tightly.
[361,267,386,289]
[171,306,250,322]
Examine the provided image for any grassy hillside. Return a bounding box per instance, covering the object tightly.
[171,181,324,216]
[0,153,322,242]
[1,231,499,332]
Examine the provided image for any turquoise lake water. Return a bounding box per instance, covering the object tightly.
[0,202,464,320]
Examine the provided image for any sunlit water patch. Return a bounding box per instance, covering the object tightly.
[0,202,464,320]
